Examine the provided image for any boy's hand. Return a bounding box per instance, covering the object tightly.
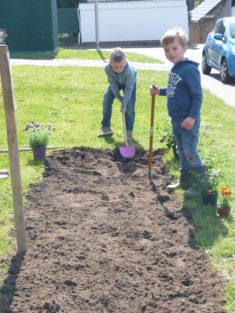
[181,117,195,130]
[150,85,159,96]
[121,108,126,113]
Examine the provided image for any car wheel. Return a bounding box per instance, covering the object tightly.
[202,53,212,74]
[220,59,231,83]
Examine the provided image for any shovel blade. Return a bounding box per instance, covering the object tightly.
[119,145,136,158]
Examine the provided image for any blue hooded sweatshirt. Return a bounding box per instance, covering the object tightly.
[159,59,202,120]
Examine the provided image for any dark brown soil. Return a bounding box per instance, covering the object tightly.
[0,147,225,313]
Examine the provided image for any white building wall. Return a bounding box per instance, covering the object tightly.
[79,0,189,43]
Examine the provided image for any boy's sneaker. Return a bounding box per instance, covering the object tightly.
[166,171,192,193]
[184,186,201,198]
[166,182,181,192]
[97,127,113,137]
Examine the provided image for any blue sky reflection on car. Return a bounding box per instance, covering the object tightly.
[202,17,235,83]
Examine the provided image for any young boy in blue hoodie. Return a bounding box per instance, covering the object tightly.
[98,47,137,141]
[150,28,205,197]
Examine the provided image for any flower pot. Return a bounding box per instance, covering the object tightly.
[202,191,218,206]
[32,146,46,160]
[217,207,230,218]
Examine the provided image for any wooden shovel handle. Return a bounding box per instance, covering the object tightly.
[148,85,156,173]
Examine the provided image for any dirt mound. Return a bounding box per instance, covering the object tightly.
[0,147,225,313]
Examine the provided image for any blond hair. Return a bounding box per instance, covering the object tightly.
[161,28,188,48]
[110,47,126,63]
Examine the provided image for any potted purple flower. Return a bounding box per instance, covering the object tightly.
[24,122,52,160]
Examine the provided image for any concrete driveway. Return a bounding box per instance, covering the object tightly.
[125,44,235,109]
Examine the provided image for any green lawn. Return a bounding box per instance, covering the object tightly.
[11,47,162,64]
[0,61,234,311]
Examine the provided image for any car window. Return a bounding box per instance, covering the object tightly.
[216,22,225,35]
[229,20,235,38]
[213,21,221,33]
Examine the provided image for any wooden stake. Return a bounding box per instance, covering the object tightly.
[0,45,27,253]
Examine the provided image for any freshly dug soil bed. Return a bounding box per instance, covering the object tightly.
[0,147,225,313]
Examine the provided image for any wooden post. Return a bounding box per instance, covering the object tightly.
[0,45,27,253]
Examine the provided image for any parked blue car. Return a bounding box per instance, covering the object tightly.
[202,17,235,83]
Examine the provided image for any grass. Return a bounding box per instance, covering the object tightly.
[0,60,235,311]
[11,47,162,63]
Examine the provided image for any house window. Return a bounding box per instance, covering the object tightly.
[57,0,77,8]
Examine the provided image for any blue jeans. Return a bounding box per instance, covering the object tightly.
[101,83,136,132]
[171,117,203,172]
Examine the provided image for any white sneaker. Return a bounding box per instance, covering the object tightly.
[166,182,181,192]
[97,127,113,137]
[184,186,201,198]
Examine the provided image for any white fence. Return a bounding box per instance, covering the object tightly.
[78,0,189,43]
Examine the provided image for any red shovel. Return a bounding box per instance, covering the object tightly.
[119,111,135,158]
